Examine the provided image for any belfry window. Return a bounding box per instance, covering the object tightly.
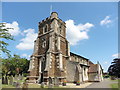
[43,24,48,34]
[42,38,46,48]
[60,29,62,34]
[59,25,62,34]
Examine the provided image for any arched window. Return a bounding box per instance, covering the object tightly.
[43,24,48,34]
[60,29,62,34]
[59,25,62,34]
[42,38,46,48]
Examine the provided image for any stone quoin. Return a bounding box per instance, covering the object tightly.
[27,12,103,85]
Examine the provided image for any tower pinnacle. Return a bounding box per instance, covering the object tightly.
[50,12,58,19]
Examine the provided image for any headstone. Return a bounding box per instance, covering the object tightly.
[2,76,4,84]
[21,74,24,80]
[13,82,17,87]
[9,76,13,85]
[18,74,22,80]
[16,82,20,88]
[41,82,44,88]
[4,76,8,84]
[48,77,53,88]
[14,75,18,81]
[22,81,28,90]
[48,84,53,88]
[54,77,59,87]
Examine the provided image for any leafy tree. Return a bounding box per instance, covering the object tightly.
[0,23,14,56]
[108,58,120,78]
[2,54,30,76]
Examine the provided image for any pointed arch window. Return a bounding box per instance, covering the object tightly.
[43,24,48,34]
[42,38,46,48]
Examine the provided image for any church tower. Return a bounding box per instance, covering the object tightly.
[28,12,70,84]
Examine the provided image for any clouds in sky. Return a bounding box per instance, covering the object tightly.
[6,16,112,50]
[5,21,21,36]
[100,16,112,26]
[65,20,94,45]
[5,21,37,50]
[21,53,31,59]
[16,29,37,50]
[112,53,120,58]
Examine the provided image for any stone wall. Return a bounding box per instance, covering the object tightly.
[66,60,79,82]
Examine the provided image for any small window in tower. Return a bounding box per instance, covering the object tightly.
[43,24,48,34]
[42,39,46,48]
[45,25,48,32]
[60,29,62,34]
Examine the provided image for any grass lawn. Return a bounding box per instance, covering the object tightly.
[110,79,120,88]
[110,83,118,88]
[2,84,15,88]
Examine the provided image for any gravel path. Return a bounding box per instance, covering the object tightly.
[86,79,118,88]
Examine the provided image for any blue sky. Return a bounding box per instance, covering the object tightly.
[2,2,118,72]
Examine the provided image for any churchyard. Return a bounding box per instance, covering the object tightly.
[2,74,26,88]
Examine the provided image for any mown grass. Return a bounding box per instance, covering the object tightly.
[2,84,15,88]
[110,79,120,89]
[111,83,118,88]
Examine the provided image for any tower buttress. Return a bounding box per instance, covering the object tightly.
[28,12,70,84]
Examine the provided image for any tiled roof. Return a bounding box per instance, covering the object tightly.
[88,64,98,73]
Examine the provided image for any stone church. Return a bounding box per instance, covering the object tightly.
[28,12,103,85]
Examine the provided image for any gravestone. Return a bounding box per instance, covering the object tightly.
[22,81,28,90]
[9,76,13,85]
[13,82,17,87]
[41,82,44,88]
[16,82,20,88]
[14,75,18,81]
[21,74,24,80]
[18,74,22,80]
[4,76,8,84]
[48,77,53,88]
[54,77,59,87]
[2,76,4,84]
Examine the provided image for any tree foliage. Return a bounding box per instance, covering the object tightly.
[0,23,14,56]
[108,58,120,78]
[2,54,30,76]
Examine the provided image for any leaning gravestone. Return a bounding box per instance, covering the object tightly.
[9,76,13,85]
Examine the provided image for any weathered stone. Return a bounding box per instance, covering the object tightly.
[18,74,22,80]
[41,82,44,88]
[4,76,8,84]
[28,12,103,85]
[2,76,4,84]
[22,81,28,90]
[9,75,13,85]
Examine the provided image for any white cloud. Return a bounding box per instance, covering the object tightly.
[100,16,112,26]
[21,53,31,59]
[5,21,21,36]
[112,53,120,58]
[65,20,94,45]
[16,29,37,50]
[104,61,108,64]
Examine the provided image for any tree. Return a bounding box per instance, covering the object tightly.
[2,54,30,76]
[108,58,120,78]
[0,23,14,56]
